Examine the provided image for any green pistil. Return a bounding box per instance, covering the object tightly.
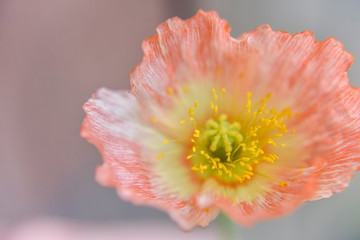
[204,114,243,155]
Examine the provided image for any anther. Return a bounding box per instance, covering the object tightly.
[244,171,254,176]
[199,165,207,174]
[189,108,195,116]
[267,138,276,146]
[226,152,231,162]
[191,166,200,171]
[246,164,253,171]
[246,92,252,116]
[280,181,288,187]
[212,88,218,101]
[234,175,244,182]
[193,130,200,138]
[167,88,173,94]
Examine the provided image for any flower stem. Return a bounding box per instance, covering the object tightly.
[218,212,239,240]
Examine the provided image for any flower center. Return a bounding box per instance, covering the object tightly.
[156,86,294,187]
[186,89,293,185]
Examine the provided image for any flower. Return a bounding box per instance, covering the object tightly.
[81,10,360,230]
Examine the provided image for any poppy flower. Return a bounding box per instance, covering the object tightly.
[81,10,360,230]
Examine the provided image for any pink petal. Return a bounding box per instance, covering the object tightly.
[130,10,243,105]
[81,88,219,229]
[215,165,317,226]
[236,25,360,200]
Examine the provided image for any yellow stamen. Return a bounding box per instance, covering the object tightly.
[182,89,295,185]
[234,175,244,183]
[199,165,207,174]
[280,181,288,188]
[167,88,173,94]
[246,164,253,171]
[189,108,195,116]
[246,92,252,116]
[256,171,288,187]
[191,166,200,171]
[212,88,218,101]
[267,138,276,146]
[226,152,231,162]
[244,171,254,176]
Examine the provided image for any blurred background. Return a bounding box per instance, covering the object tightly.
[1,0,359,239]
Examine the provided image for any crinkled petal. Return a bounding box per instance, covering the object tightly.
[215,165,318,226]
[233,25,360,200]
[308,86,360,199]
[130,10,244,105]
[81,88,219,229]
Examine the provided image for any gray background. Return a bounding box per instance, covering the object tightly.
[1,0,359,239]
